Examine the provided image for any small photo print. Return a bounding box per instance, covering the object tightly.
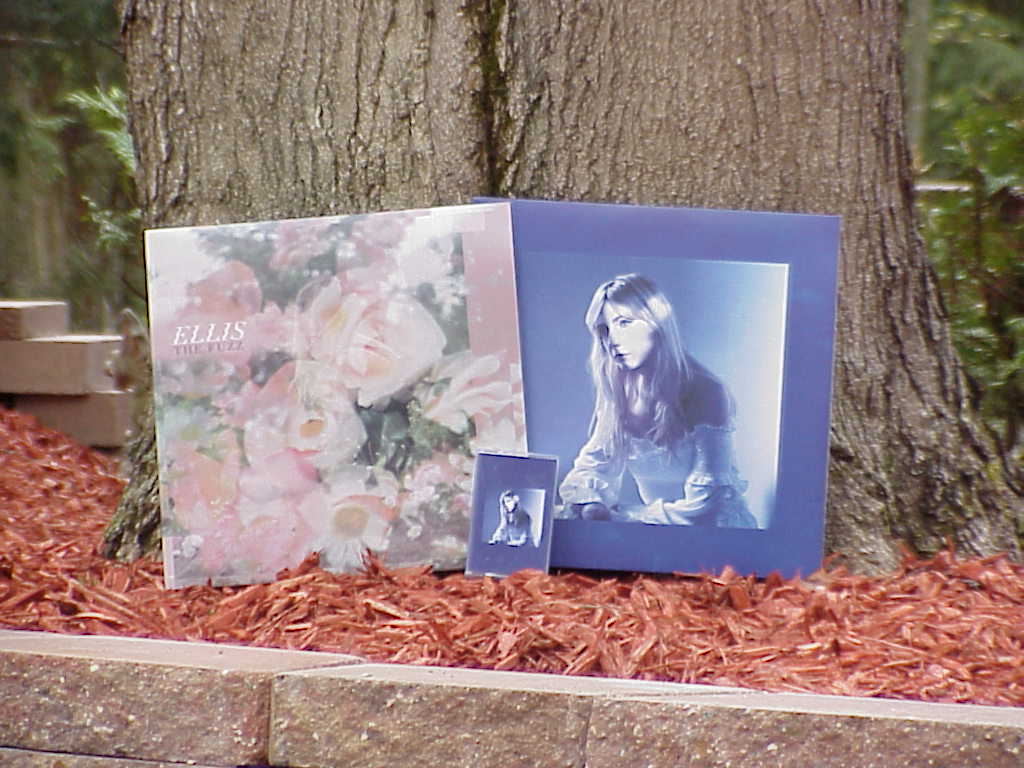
[466,452,557,577]
[485,488,546,548]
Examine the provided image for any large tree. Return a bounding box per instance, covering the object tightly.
[110,0,1022,573]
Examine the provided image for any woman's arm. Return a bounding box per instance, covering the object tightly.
[658,424,753,526]
[487,514,509,544]
[558,434,627,510]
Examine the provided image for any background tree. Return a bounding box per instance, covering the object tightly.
[110,0,1022,572]
[914,1,1024,465]
[0,0,142,329]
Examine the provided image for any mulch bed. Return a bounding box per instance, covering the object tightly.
[1,405,1022,707]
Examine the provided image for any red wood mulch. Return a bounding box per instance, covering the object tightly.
[1,405,1022,707]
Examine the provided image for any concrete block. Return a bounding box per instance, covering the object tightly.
[270,663,1024,768]
[0,747,221,768]
[0,630,362,766]
[271,664,600,768]
[0,336,119,395]
[13,390,134,447]
[586,692,1024,768]
[0,300,69,340]
[4,630,1023,768]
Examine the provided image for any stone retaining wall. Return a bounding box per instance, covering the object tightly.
[2,630,1023,766]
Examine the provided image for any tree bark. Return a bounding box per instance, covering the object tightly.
[114,0,1022,572]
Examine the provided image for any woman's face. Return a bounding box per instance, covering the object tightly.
[502,494,517,512]
[603,301,655,370]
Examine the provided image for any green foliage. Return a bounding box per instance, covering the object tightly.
[61,83,144,328]
[65,83,142,272]
[918,1,1024,461]
[21,113,73,182]
[0,0,142,330]
[65,86,136,174]
[924,2,1024,177]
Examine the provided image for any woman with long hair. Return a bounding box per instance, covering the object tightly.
[559,273,755,527]
[488,489,534,546]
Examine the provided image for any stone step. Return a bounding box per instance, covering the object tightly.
[1,630,1022,767]
[0,335,121,395]
[11,390,135,448]
[0,300,69,340]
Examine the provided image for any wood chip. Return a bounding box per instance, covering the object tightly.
[2,405,1023,707]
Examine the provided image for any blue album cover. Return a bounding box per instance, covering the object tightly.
[466,452,557,577]
[480,198,840,578]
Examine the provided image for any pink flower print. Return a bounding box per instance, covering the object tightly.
[236,448,319,507]
[269,219,333,272]
[286,396,367,476]
[167,431,242,525]
[300,478,395,572]
[195,515,246,577]
[232,453,323,579]
[293,277,345,362]
[447,452,476,488]
[220,360,296,432]
[405,452,463,497]
[337,257,400,297]
[184,260,262,320]
[470,415,523,454]
[340,294,446,407]
[398,452,472,538]
[234,510,317,581]
[243,301,296,354]
[301,278,446,407]
[448,489,471,518]
[422,352,516,434]
[347,212,414,266]
[162,358,243,399]
[241,403,292,466]
[391,216,457,288]
[150,260,262,364]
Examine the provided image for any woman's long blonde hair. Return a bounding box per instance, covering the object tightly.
[585,274,691,451]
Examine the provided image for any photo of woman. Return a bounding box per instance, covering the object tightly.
[559,274,756,528]
[504,197,838,576]
[487,489,538,546]
[466,453,557,577]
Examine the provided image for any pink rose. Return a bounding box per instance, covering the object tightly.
[237,448,319,505]
[218,361,295,429]
[299,278,446,407]
[242,301,296,353]
[184,260,262,320]
[167,431,242,528]
[422,353,516,434]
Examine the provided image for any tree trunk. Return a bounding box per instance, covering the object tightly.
[114,0,1022,572]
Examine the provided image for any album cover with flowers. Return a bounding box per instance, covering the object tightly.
[146,203,526,588]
